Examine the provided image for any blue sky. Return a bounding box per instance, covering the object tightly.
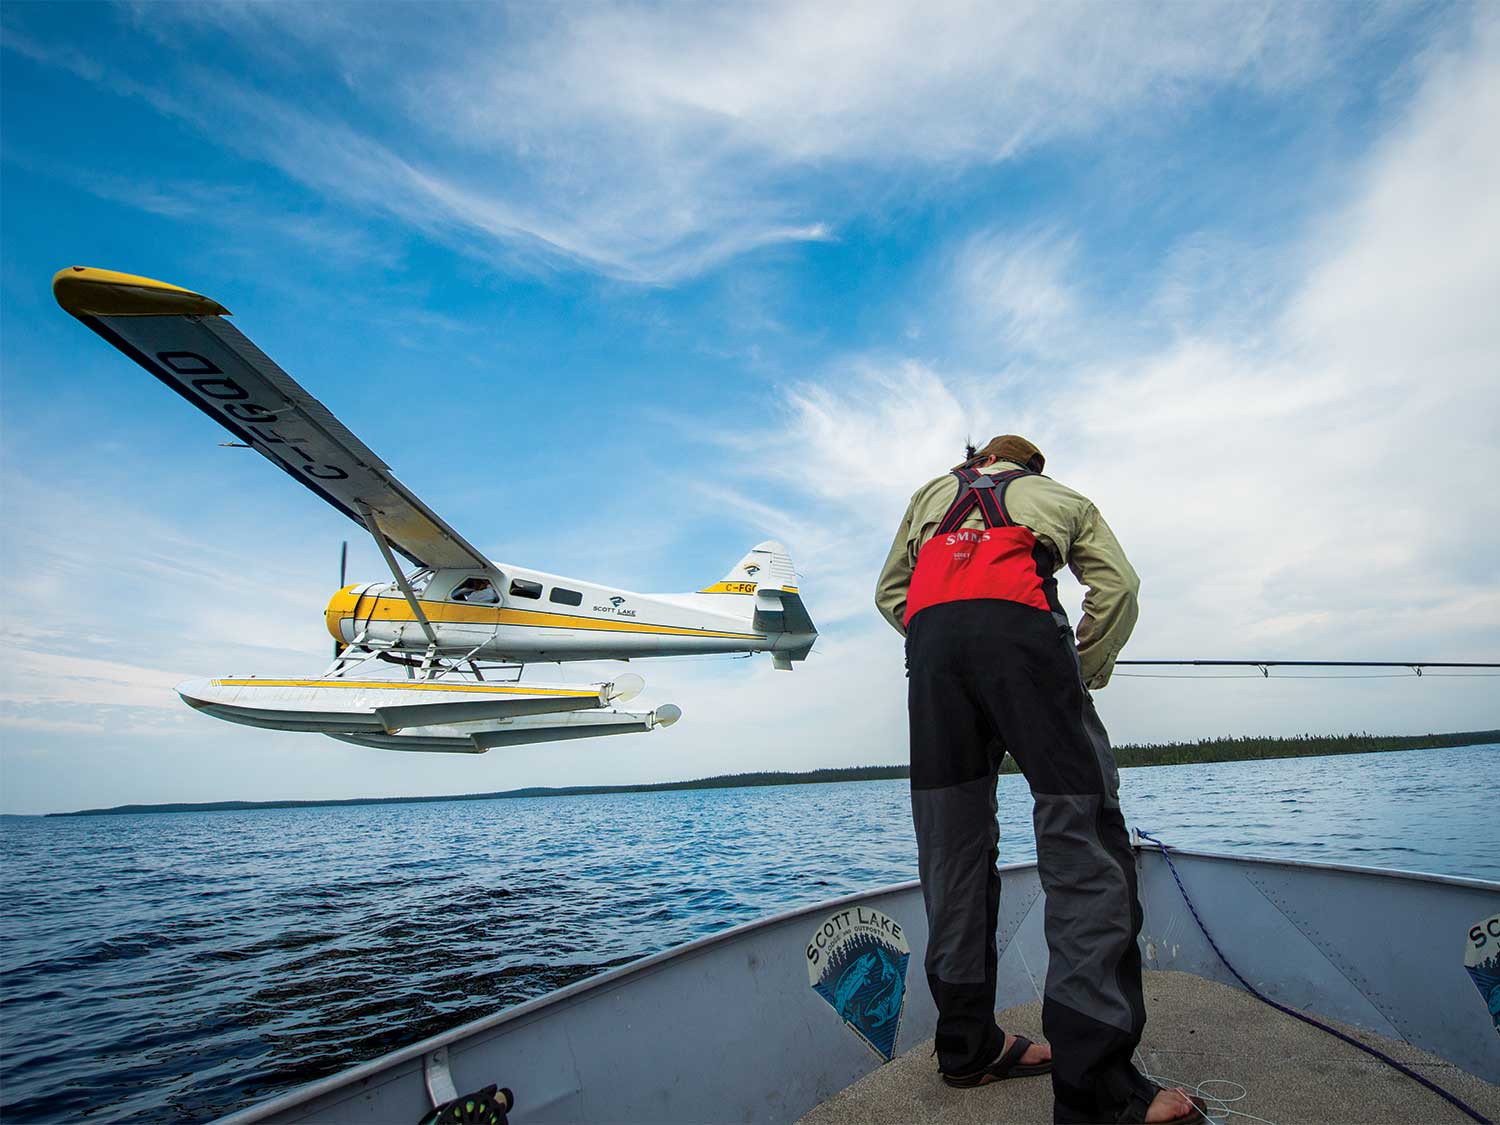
[2,1,1496,815]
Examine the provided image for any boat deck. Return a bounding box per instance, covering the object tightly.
[798,970,1500,1124]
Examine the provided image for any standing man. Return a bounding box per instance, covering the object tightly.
[875,435,1203,1124]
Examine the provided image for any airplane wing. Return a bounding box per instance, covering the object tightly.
[53,266,490,570]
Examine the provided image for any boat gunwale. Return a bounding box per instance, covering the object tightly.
[216,873,939,1122]
[1130,837,1497,892]
[215,843,1496,1123]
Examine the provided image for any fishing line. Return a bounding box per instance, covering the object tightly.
[1016,904,1274,1123]
[1015,942,1045,1005]
[1128,1059,1281,1125]
[1115,671,1500,680]
[1135,831,1493,1125]
[1115,673,1268,680]
[1262,672,1484,679]
[1408,672,1500,678]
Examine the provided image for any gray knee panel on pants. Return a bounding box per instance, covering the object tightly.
[912,775,999,985]
[1033,792,1138,1033]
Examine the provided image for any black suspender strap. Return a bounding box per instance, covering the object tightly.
[935,469,981,534]
[990,470,1027,527]
[969,474,1007,528]
[934,468,1030,533]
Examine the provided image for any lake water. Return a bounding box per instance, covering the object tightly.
[1,743,1494,1122]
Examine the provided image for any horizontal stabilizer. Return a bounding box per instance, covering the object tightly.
[752,589,816,637]
[751,589,817,669]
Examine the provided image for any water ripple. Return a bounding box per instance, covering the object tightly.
[0,743,1494,1123]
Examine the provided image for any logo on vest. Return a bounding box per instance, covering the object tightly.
[806,906,910,1061]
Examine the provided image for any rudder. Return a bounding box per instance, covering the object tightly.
[698,540,798,596]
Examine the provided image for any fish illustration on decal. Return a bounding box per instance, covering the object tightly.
[1465,913,1500,1036]
[806,906,909,1061]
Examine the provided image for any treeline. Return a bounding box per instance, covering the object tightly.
[49,766,912,817]
[49,729,1497,817]
[1061,728,1497,773]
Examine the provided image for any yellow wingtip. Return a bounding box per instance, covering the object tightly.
[52,266,230,318]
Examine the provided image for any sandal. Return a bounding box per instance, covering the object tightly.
[941,1034,1052,1087]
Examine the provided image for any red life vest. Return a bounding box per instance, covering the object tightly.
[903,468,1062,627]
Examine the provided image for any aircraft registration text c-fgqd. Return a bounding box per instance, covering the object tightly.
[53,266,817,754]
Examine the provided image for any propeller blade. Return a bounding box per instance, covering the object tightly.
[335,540,349,659]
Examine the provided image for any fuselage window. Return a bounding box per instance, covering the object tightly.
[509,578,543,600]
[451,577,499,605]
[549,587,583,606]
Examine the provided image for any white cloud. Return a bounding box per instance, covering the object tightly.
[0,650,185,713]
[461,1,1342,163]
[10,2,1392,281]
[363,0,1368,280]
[0,476,329,735]
[951,227,1081,358]
[4,4,1495,813]
[695,10,1500,749]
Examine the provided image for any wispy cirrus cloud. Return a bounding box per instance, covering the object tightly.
[679,11,1500,747]
[0,475,328,736]
[950,227,1082,359]
[2,2,1494,815]
[8,1,1397,282]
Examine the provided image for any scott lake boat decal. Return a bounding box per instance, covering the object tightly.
[806,906,909,1061]
[1465,912,1500,1036]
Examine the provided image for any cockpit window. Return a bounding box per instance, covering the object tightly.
[509,578,543,600]
[451,577,499,605]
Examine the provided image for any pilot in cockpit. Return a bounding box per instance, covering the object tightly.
[451,577,499,605]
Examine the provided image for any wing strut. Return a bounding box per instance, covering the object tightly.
[355,500,439,649]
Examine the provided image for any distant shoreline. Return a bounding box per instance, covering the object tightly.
[44,729,1497,818]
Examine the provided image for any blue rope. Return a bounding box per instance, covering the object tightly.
[1135,830,1491,1125]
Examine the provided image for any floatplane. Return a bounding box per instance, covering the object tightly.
[54,266,817,754]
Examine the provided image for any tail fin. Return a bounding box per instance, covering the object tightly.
[698,540,798,596]
[695,541,816,669]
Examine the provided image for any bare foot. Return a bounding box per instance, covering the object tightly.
[1002,1032,1051,1067]
[1144,1086,1200,1123]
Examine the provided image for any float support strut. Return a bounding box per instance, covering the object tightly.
[354,500,439,649]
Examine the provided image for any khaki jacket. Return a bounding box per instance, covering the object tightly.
[874,461,1140,689]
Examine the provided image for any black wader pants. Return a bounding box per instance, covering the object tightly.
[907,599,1156,1123]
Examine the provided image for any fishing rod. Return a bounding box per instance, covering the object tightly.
[1114,660,1499,679]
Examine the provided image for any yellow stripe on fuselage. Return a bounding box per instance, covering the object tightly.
[326,590,763,641]
[211,679,597,697]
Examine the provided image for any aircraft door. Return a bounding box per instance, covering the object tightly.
[442,571,503,653]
